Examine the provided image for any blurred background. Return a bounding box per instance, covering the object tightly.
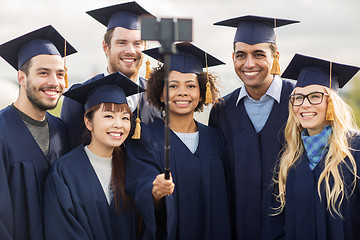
[1,0,360,124]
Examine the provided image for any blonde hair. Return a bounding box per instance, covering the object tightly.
[275,87,359,217]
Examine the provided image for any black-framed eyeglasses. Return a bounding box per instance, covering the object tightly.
[289,92,328,106]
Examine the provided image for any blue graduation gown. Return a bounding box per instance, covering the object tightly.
[261,135,360,240]
[125,120,231,240]
[43,145,146,240]
[0,106,69,240]
[208,80,294,240]
[61,74,163,150]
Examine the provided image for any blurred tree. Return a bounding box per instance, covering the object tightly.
[342,74,360,126]
[47,98,63,118]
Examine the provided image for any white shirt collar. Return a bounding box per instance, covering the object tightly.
[236,75,283,105]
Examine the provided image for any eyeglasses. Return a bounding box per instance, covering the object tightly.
[289,92,328,106]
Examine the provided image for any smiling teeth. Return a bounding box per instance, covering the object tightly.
[244,72,259,76]
[109,133,122,137]
[122,59,135,62]
[176,101,189,104]
[301,113,316,117]
[44,91,57,96]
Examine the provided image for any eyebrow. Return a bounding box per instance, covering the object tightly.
[234,49,266,55]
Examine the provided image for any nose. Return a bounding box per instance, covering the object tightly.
[47,72,60,87]
[244,56,255,68]
[124,43,136,54]
[177,86,188,96]
[301,97,312,107]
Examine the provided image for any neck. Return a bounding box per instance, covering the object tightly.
[107,67,139,83]
[13,97,46,121]
[245,76,274,101]
[168,113,197,133]
[87,142,113,158]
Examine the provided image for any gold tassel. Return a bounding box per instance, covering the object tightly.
[270,52,281,75]
[64,66,69,88]
[132,117,141,139]
[326,61,334,121]
[326,97,334,121]
[204,52,213,104]
[205,81,212,104]
[145,59,151,79]
[64,39,69,88]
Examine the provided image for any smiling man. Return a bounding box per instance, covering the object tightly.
[61,1,163,150]
[0,25,76,240]
[208,16,298,240]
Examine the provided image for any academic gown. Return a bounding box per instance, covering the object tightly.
[125,120,232,240]
[0,106,69,240]
[260,135,360,240]
[60,74,163,150]
[208,80,294,240]
[43,145,147,240]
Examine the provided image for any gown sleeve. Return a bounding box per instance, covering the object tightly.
[125,134,167,239]
[0,140,13,240]
[43,167,90,240]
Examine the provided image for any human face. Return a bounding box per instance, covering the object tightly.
[85,105,131,156]
[20,54,65,111]
[292,85,330,136]
[163,71,201,118]
[232,42,274,94]
[103,27,144,80]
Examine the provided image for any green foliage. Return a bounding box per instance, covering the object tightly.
[47,98,63,117]
[342,74,360,126]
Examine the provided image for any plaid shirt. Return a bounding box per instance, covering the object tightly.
[301,125,333,171]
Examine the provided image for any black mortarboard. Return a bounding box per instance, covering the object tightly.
[63,72,145,111]
[86,1,153,31]
[0,25,77,70]
[282,53,360,90]
[143,42,225,74]
[214,15,299,44]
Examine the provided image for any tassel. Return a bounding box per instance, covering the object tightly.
[205,81,212,104]
[270,52,281,75]
[132,117,141,139]
[326,97,334,121]
[64,66,69,88]
[64,39,69,88]
[145,59,151,79]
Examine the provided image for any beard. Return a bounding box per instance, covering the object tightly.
[26,80,61,111]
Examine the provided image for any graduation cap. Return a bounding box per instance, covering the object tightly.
[143,42,225,74]
[214,15,299,75]
[144,42,224,104]
[86,1,153,31]
[63,72,145,111]
[282,53,360,120]
[0,25,77,70]
[282,53,360,90]
[214,15,299,45]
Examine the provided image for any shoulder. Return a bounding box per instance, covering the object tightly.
[280,78,295,92]
[212,87,241,111]
[51,146,86,169]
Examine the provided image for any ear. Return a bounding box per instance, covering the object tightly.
[102,40,109,57]
[84,116,92,131]
[232,52,235,62]
[160,95,164,102]
[17,70,26,87]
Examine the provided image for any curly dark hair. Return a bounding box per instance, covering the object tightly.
[146,64,221,112]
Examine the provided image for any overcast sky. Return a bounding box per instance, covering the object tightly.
[1,0,359,106]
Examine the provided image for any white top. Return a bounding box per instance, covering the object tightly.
[84,146,113,204]
[174,131,200,154]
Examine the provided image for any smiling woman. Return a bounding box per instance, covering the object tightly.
[125,43,232,239]
[261,54,360,240]
[43,72,148,240]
